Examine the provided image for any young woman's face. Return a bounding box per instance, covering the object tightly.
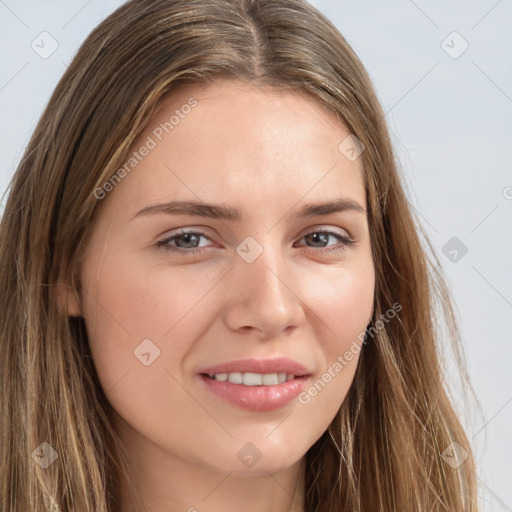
[73,79,375,477]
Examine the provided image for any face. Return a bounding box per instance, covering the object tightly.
[65,79,375,477]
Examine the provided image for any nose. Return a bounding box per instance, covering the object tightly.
[223,242,306,339]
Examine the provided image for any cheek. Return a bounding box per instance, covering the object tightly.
[328,272,374,344]
[78,250,217,444]
[304,260,375,348]
[294,264,374,417]
[78,249,222,390]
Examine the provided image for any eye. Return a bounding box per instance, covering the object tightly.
[294,228,355,254]
[156,228,211,255]
[156,227,355,255]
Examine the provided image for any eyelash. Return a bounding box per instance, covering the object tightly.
[156,228,355,255]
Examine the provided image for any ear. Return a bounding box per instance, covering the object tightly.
[52,281,82,317]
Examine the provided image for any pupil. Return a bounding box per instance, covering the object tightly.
[181,233,197,247]
[309,233,327,247]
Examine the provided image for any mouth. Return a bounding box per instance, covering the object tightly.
[198,372,311,412]
[201,371,306,385]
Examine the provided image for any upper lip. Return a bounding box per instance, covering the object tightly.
[198,357,311,377]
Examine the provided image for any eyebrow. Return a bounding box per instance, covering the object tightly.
[132,197,367,221]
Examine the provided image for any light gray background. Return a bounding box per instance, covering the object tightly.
[1,0,511,509]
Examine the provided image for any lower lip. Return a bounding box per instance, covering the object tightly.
[198,374,310,412]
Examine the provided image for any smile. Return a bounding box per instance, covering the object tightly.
[204,372,297,385]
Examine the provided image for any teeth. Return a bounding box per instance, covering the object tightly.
[210,372,297,385]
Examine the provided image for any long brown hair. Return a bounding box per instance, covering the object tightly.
[0,0,480,510]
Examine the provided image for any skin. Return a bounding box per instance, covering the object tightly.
[60,79,375,512]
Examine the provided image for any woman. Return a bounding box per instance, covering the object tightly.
[0,0,480,510]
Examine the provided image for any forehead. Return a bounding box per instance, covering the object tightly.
[107,79,366,215]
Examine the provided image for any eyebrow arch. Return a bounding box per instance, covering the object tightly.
[132,197,367,221]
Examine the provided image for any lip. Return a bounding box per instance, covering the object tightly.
[198,374,310,412]
[197,357,310,377]
[196,357,312,412]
